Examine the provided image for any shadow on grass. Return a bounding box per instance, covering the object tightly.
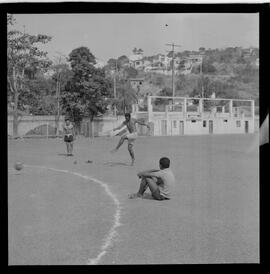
[128,193,171,201]
[142,193,155,200]
[128,193,156,201]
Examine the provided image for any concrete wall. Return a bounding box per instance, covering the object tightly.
[149,118,255,136]
[8,115,127,138]
[184,120,209,135]
[8,115,65,137]
[133,96,256,136]
[133,108,256,136]
[8,112,259,138]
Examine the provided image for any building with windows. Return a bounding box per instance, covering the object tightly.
[129,49,144,69]
[132,96,255,136]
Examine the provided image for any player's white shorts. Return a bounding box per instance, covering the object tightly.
[124,132,137,140]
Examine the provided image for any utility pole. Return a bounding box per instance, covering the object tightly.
[166,43,181,99]
[200,55,204,98]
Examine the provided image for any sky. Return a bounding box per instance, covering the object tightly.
[11,13,259,63]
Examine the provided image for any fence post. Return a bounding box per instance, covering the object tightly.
[183,98,187,119]
[229,100,233,118]
[251,100,255,119]
[46,122,49,139]
[91,121,94,138]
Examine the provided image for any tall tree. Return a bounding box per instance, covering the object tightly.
[155,87,172,107]
[62,47,112,130]
[51,54,73,134]
[117,55,129,68]
[7,14,52,137]
[21,75,55,115]
[113,79,137,114]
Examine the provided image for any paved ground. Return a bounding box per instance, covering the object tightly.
[8,134,259,265]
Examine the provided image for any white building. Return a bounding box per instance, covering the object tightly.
[129,51,144,69]
[132,96,255,136]
[188,54,203,65]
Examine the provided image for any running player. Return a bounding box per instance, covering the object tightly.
[111,113,150,165]
[63,118,75,156]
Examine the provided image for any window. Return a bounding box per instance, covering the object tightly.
[224,120,228,122]
[236,120,241,127]
[203,120,207,127]
[191,120,196,123]
[173,121,177,128]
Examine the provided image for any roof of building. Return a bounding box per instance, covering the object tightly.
[129,54,143,62]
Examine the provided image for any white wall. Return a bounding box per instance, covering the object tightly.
[149,117,255,136]
[184,120,209,135]
[8,115,65,137]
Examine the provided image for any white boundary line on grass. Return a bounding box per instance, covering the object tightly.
[15,164,122,265]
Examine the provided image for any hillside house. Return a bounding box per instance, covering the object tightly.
[129,49,144,69]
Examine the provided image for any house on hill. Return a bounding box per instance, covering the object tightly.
[129,48,144,70]
[188,54,203,64]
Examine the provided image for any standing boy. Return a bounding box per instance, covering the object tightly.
[111,113,150,165]
[129,157,175,200]
[63,118,75,156]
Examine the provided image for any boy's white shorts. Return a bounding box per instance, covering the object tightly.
[124,132,137,140]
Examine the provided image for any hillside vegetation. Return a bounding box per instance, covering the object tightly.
[134,47,259,104]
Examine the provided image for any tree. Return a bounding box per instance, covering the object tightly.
[132,47,138,54]
[155,87,172,107]
[62,47,112,130]
[7,14,52,137]
[117,55,129,68]
[191,76,214,98]
[107,58,120,71]
[21,75,55,114]
[202,58,216,73]
[51,54,73,134]
[123,66,138,79]
[167,51,173,58]
[113,79,137,114]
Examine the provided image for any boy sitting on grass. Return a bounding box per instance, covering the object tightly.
[129,157,175,200]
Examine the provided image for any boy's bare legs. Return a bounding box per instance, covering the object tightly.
[111,136,126,153]
[70,142,73,156]
[128,142,135,166]
[129,177,158,199]
[66,142,69,155]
